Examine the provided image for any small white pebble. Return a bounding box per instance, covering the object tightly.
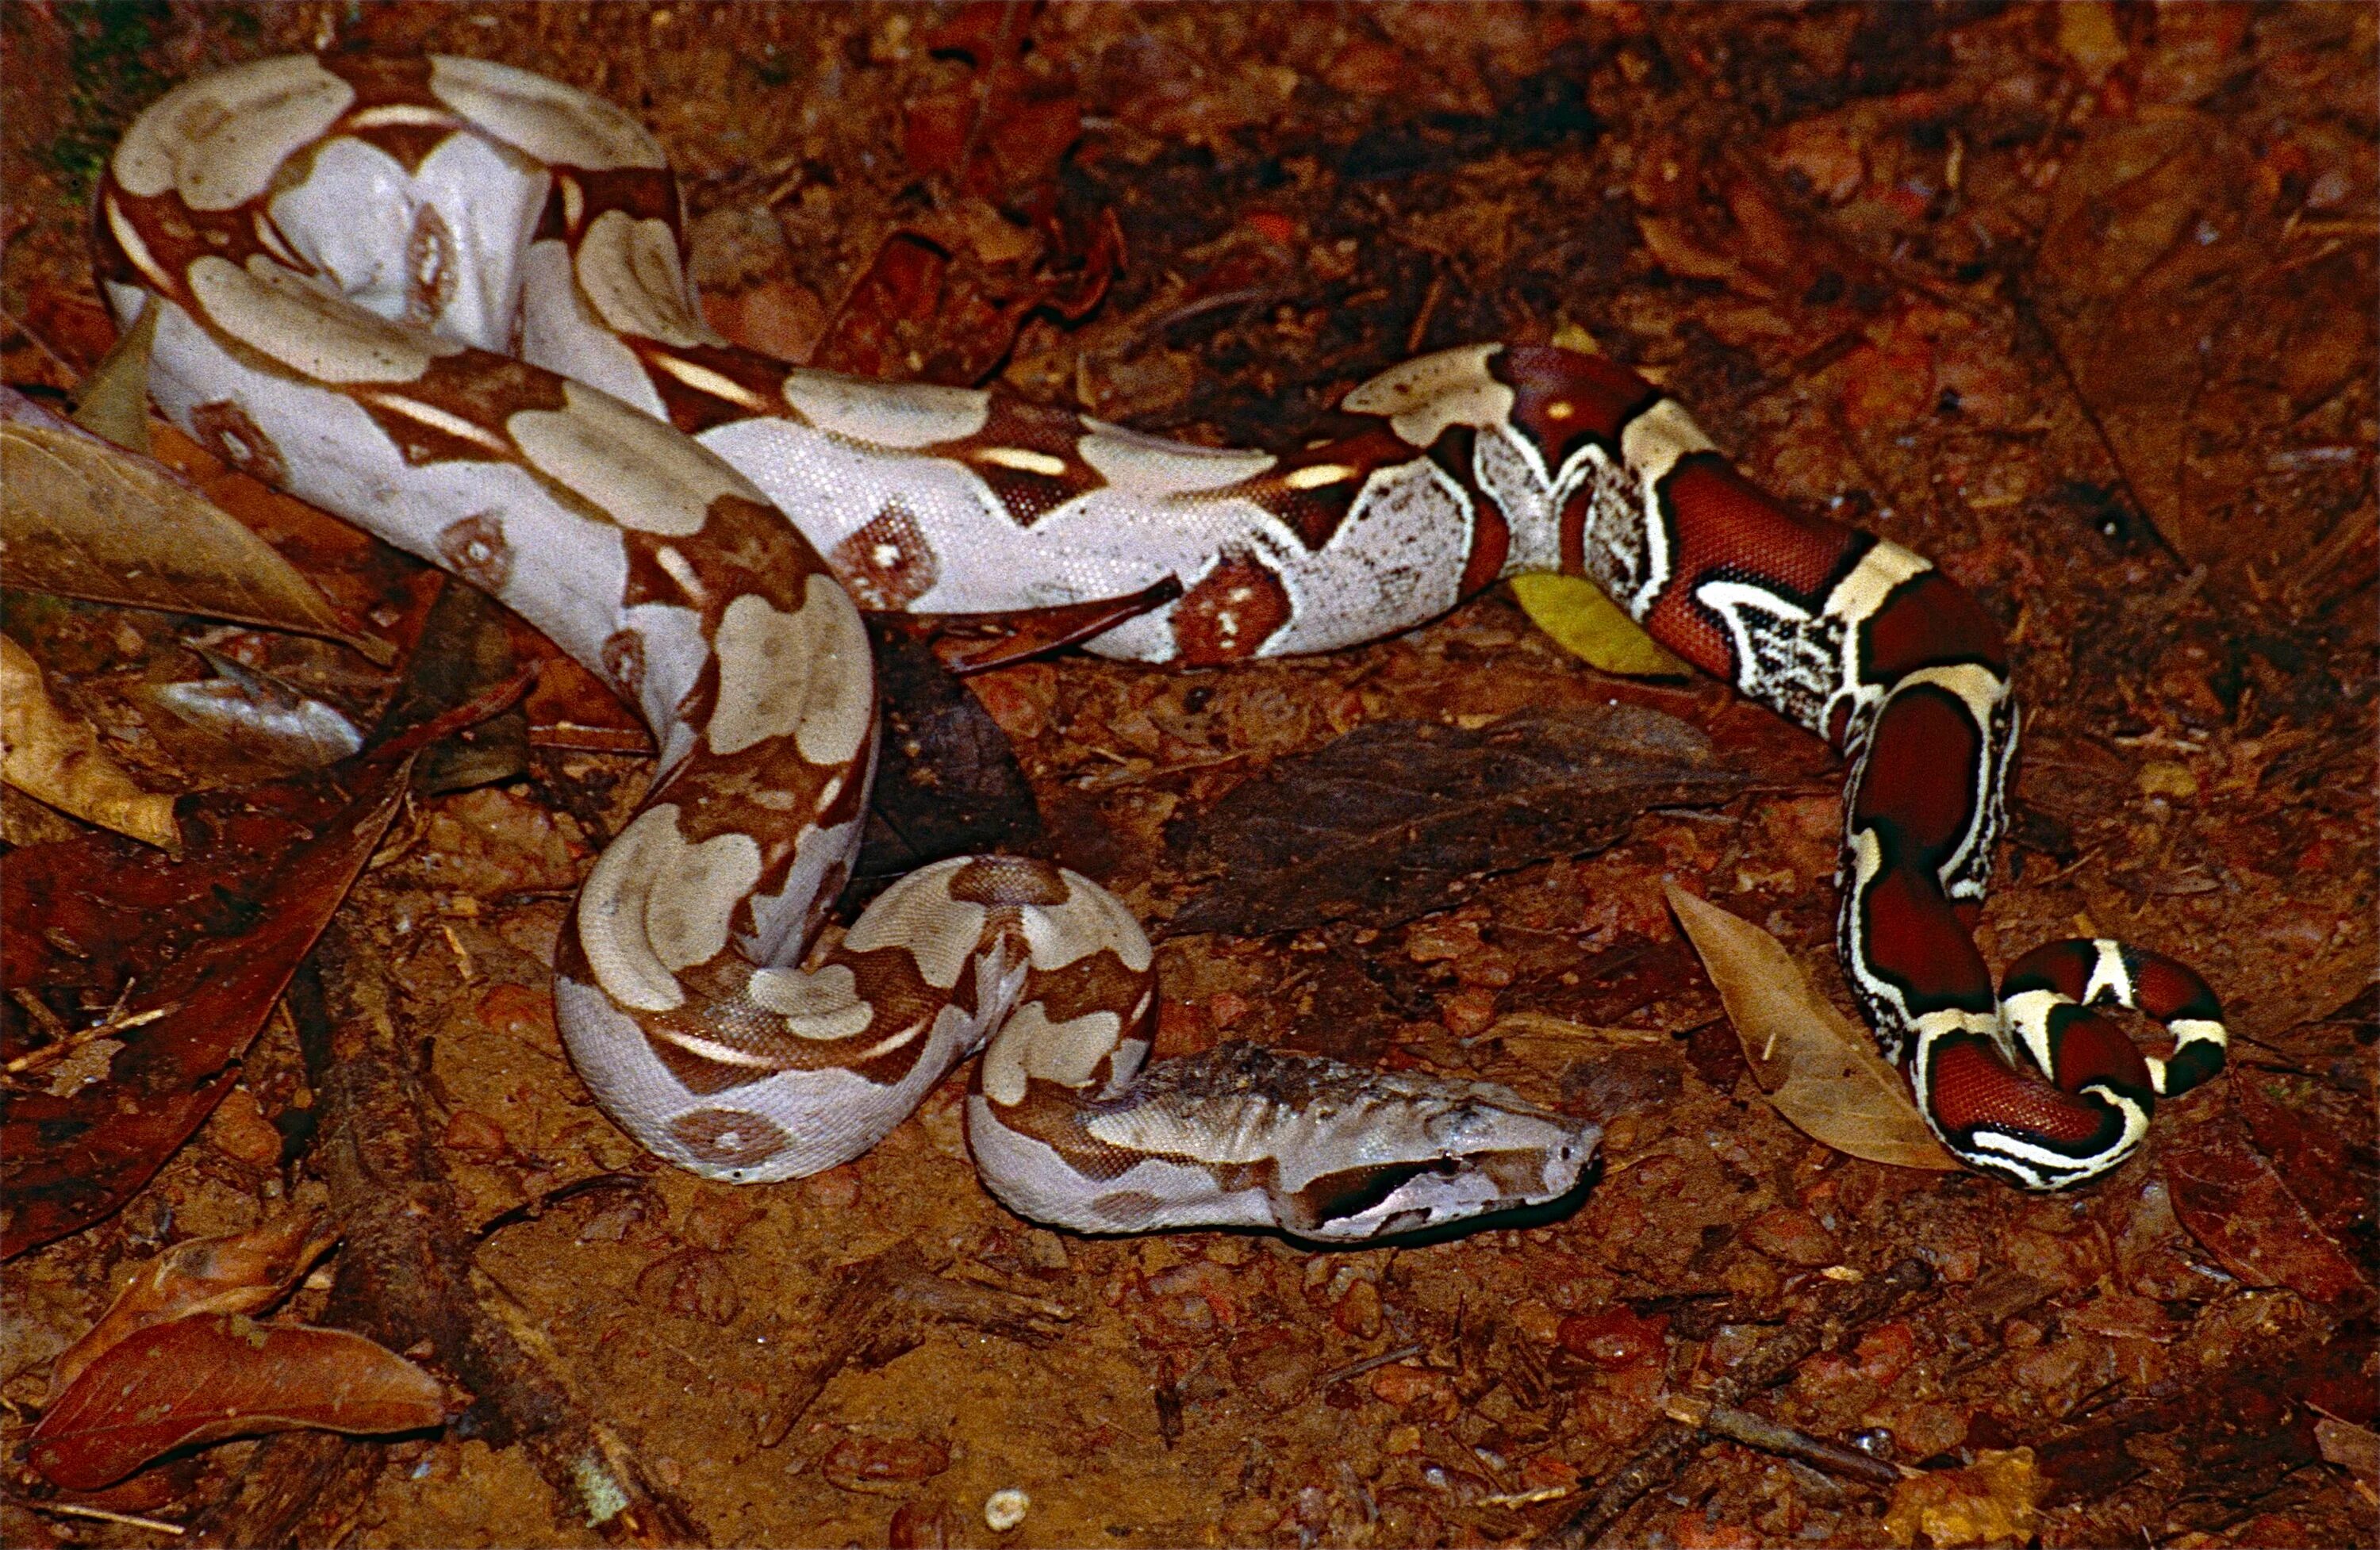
[984,1488,1031,1533]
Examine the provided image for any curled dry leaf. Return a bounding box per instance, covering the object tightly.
[850,619,1042,903]
[0,633,178,849]
[377,578,530,796]
[1508,573,1691,678]
[48,1211,338,1402]
[28,1313,445,1491]
[0,386,370,652]
[1664,883,1959,1172]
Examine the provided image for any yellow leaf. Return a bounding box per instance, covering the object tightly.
[1664,883,1960,1172]
[2056,2,2127,83]
[1885,1448,2042,1548]
[1511,574,1691,677]
[1550,322,1602,355]
[0,635,178,849]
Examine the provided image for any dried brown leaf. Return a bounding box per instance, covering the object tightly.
[48,1211,337,1402]
[2229,1068,2374,1249]
[850,619,1042,904]
[0,633,178,848]
[0,386,370,651]
[28,1314,445,1491]
[1665,884,1960,1172]
[2030,113,2373,574]
[146,650,365,773]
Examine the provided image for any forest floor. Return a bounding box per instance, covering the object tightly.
[3,5,2374,1548]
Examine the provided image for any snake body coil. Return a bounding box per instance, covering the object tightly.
[97,55,2225,1232]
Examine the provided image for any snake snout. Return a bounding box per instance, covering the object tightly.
[1289,1111,1603,1241]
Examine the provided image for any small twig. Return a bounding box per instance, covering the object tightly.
[894,1266,1073,1345]
[4,998,178,1075]
[437,922,475,981]
[1662,1395,1908,1487]
[0,299,94,381]
[1484,1485,1576,1509]
[1316,1343,1427,1389]
[8,985,72,1043]
[756,1242,927,1448]
[750,1242,1075,1452]
[192,924,710,1548]
[33,1502,186,1535]
[472,1172,658,1245]
[2036,844,2107,888]
[1405,264,1447,356]
[1142,285,1292,340]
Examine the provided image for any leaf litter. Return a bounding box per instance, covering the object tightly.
[1,674,526,1258]
[45,1210,336,1402]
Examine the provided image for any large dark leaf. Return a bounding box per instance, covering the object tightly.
[0,680,524,1259]
[28,1314,444,1491]
[849,620,1042,904]
[379,577,529,795]
[2232,1066,2376,1253]
[2028,109,2372,582]
[1166,705,1749,936]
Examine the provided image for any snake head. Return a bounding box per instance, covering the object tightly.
[987,1043,1600,1242]
[1260,1066,1601,1241]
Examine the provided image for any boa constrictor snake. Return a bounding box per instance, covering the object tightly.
[96,54,2227,1232]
